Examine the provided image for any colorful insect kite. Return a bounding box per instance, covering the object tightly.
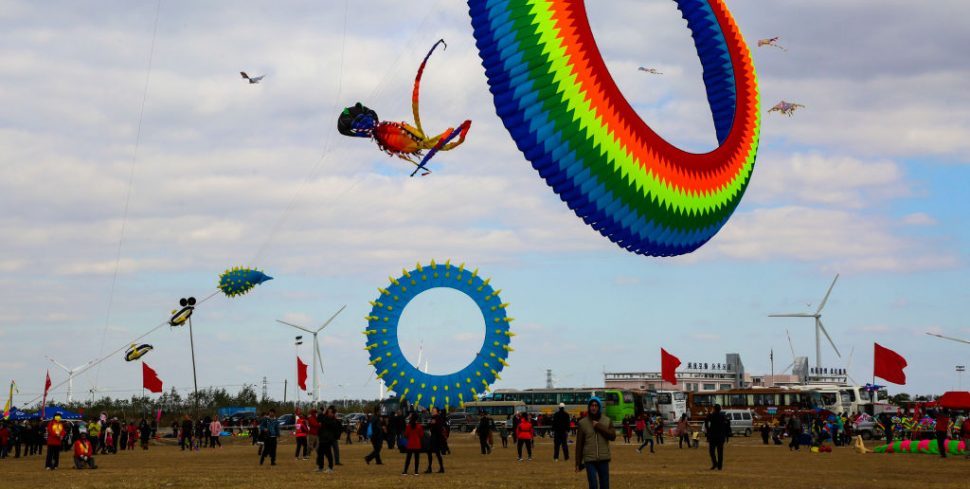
[769,101,805,116]
[124,343,153,362]
[757,37,786,51]
[338,39,472,177]
[218,267,273,298]
[468,0,760,256]
[638,67,663,75]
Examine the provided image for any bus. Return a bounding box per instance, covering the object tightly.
[453,401,528,431]
[489,388,643,421]
[686,388,819,422]
[790,384,892,416]
[655,391,689,423]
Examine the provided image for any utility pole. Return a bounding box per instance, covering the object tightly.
[187,317,200,419]
[957,365,965,390]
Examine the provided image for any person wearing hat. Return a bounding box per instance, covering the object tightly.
[575,397,615,489]
[553,403,571,462]
[45,412,65,470]
[72,431,97,469]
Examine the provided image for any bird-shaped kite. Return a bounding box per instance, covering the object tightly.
[638,67,662,75]
[768,101,805,117]
[758,37,787,51]
[240,72,265,84]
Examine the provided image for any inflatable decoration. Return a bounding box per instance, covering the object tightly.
[169,297,196,327]
[874,439,967,455]
[218,267,273,298]
[364,260,512,409]
[124,343,153,362]
[468,0,760,256]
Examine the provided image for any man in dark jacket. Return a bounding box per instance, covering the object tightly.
[180,415,194,452]
[316,406,341,472]
[704,404,730,470]
[364,408,385,465]
[477,412,492,455]
[258,409,280,466]
[553,403,571,461]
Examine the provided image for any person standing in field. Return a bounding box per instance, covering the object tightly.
[293,411,308,459]
[364,408,385,465]
[553,403,571,462]
[678,414,692,449]
[138,418,152,450]
[515,412,534,461]
[402,412,424,476]
[426,407,446,473]
[935,409,951,458]
[258,409,279,466]
[45,412,66,470]
[575,397,615,489]
[307,408,320,458]
[786,416,802,451]
[316,406,340,473]
[704,404,730,471]
[477,411,492,455]
[180,415,194,452]
[209,416,223,448]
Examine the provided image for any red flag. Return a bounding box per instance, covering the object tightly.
[142,362,163,393]
[41,371,51,419]
[874,343,907,385]
[661,348,681,385]
[297,356,309,391]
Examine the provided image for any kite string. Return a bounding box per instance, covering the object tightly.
[248,0,350,267]
[25,289,221,406]
[93,0,163,389]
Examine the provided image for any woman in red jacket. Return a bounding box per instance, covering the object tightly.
[402,413,424,476]
[516,412,534,461]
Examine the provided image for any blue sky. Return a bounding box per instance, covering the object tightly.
[1,0,968,405]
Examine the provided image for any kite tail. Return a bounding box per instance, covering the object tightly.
[411,39,447,137]
[410,119,471,177]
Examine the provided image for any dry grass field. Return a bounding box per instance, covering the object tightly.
[2,434,967,489]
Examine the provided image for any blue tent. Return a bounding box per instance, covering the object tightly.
[3,406,83,421]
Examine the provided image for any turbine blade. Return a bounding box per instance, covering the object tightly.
[815,274,839,314]
[818,319,841,358]
[275,319,315,334]
[47,357,70,373]
[769,313,814,318]
[317,305,347,332]
[926,332,970,345]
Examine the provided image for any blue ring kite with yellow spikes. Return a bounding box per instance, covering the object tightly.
[364,260,513,409]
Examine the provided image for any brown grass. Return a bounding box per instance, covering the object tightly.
[1,434,966,489]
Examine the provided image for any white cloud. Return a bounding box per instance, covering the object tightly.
[901,212,938,226]
[692,206,958,272]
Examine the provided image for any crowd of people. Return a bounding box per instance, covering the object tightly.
[0,411,156,470]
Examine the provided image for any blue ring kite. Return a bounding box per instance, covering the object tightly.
[364,260,513,409]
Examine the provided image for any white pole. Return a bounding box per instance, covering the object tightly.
[815,319,822,370]
[67,374,73,404]
[313,334,319,404]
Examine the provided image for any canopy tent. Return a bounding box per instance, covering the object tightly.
[3,406,83,421]
[938,391,970,410]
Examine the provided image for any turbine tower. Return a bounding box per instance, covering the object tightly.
[770,274,841,370]
[276,305,346,403]
[46,356,93,404]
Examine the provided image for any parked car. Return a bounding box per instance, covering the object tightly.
[448,412,474,432]
[276,414,296,431]
[721,409,754,437]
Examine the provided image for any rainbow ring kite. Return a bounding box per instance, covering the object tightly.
[468,0,760,256]
[364,260,512,409]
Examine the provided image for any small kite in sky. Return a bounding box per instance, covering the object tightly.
[758,37,787,51]
[638,67,662,75]
[240,72,265,84]
[768,101,805,117]
[218,267,273,297]
[124,344,153,362]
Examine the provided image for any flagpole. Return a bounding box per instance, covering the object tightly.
[188,317,200,420]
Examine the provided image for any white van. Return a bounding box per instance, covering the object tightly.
[722,409,754,437]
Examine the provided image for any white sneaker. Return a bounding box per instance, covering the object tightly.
[517,458,523,462]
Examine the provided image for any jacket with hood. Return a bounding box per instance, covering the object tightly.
[576,399,615,465]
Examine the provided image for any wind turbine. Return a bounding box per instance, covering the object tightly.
[770,274,842,370]
[276,305,346,403]
[46,356,93,404]
[926,332,970,345]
